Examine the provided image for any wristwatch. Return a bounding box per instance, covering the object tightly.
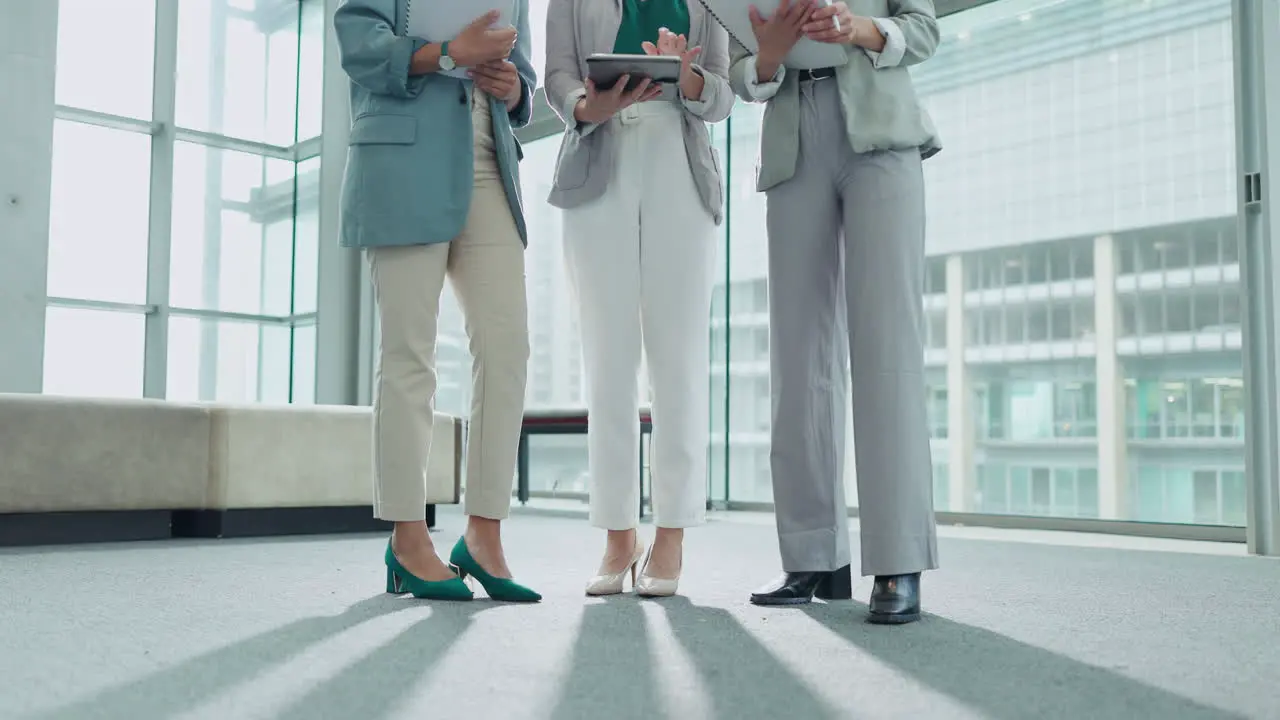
[439,41,456,72]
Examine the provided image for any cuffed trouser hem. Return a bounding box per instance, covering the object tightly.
[778,525,852,573]
[462,498,510,522]
[374,505,427,523]
[859,532,939,577]
[589,510,707,531]
[652,513,705,529]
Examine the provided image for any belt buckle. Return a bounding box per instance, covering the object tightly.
[802,67,833,82]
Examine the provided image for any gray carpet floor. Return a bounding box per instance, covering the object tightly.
[2,511,1278,720]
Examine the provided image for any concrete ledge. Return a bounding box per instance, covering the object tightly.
[0,393,210,513]
[0,394,463,545]
[205,405,462,509]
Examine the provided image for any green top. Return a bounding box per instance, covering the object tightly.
[612,0,691,55]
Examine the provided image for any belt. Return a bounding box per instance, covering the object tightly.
[797,66,837,82]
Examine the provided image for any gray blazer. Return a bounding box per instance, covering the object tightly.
[543,0,734,224]
[728,0,942,193]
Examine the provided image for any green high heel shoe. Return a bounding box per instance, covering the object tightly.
[384,541,473,601]
[449,537,542,603]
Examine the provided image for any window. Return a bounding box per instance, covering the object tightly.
[983,308,1003,346]
[176,0,302,145]
[933,464,950,512]
[293,156,321,315]
[927,311,947,349]
[296,0,327,142]
[925,258,947,294]
[725,102,775,502]
[1026,246,1048,284]
[1050,303,1072,340]
[1192,287,1224,332]
[166,317,292,403]
[1131,465,1247,525]
[169,143,297,316]
[1049,242,1072,282]
[1005,305,1026,343]
[54,0,155,120]
[47,0,316,407]
[975,463,1099,518]
[292,323,317,404]
[43,307,145,398]
[519,137,580,411]
[46,122,151,304]
[528,0,552,87]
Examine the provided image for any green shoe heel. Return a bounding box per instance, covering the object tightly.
[384,541,473,601]
[449,537,542,603]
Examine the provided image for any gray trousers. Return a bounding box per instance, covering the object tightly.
[766,78,939,577]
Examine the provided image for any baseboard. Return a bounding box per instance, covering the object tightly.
[0,505,440,547]
[172,504,439,539]
[0,510,172,547]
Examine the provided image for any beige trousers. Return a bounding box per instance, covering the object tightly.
[368,90,529,522]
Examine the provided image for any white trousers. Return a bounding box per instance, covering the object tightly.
[368,90,529,522]
[563,102,718,530]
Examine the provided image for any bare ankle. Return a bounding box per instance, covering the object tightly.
[465,516,501,544]
[653,527,684,548]
[605,528,637,554]
[392,521,430,551]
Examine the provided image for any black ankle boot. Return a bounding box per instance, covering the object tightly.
[749,565,853,606]
[867,573,921,624]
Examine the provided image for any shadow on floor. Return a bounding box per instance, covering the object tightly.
[30,595,486,720]
[548,597,660,719]
[547,594,842,720]
[660,596,845,720]
[802,603,1247,720]
[271,602,484,720]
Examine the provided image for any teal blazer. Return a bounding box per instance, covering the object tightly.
[333,0,536,249]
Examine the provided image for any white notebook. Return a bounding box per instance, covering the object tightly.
[405,0,517,79]
[696,0,848,70]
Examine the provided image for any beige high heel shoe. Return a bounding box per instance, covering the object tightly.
[636,544,681,598]
[585,541,646,596]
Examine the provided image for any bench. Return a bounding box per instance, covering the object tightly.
[175,404,461,539]
[0,394,210,545]
[516,408,653,517]
[0,393,462,546]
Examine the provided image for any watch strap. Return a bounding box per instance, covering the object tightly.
[441,41,451,61]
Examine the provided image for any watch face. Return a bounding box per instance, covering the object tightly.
[440,54,456,71]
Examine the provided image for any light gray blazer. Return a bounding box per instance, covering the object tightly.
[543,0,734,224]
[728,0,943,193]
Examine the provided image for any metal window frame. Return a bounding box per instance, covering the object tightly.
[49,0,319,404]
[1232,0,1280,555]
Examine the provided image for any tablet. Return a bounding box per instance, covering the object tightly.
[586,53,682,93]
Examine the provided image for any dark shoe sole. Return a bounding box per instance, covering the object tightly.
[749,595,813,606]
[867,611,921,625]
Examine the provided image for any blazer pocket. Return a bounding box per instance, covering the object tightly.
[349,114,417,145]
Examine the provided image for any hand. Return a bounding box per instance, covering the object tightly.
[469,60,522,106]
[447,10,517,67]
[642,27,702,83]
[802,2,858,44]
[643,28,704,101]
[749,0,813,70]
[573,76,662,125]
